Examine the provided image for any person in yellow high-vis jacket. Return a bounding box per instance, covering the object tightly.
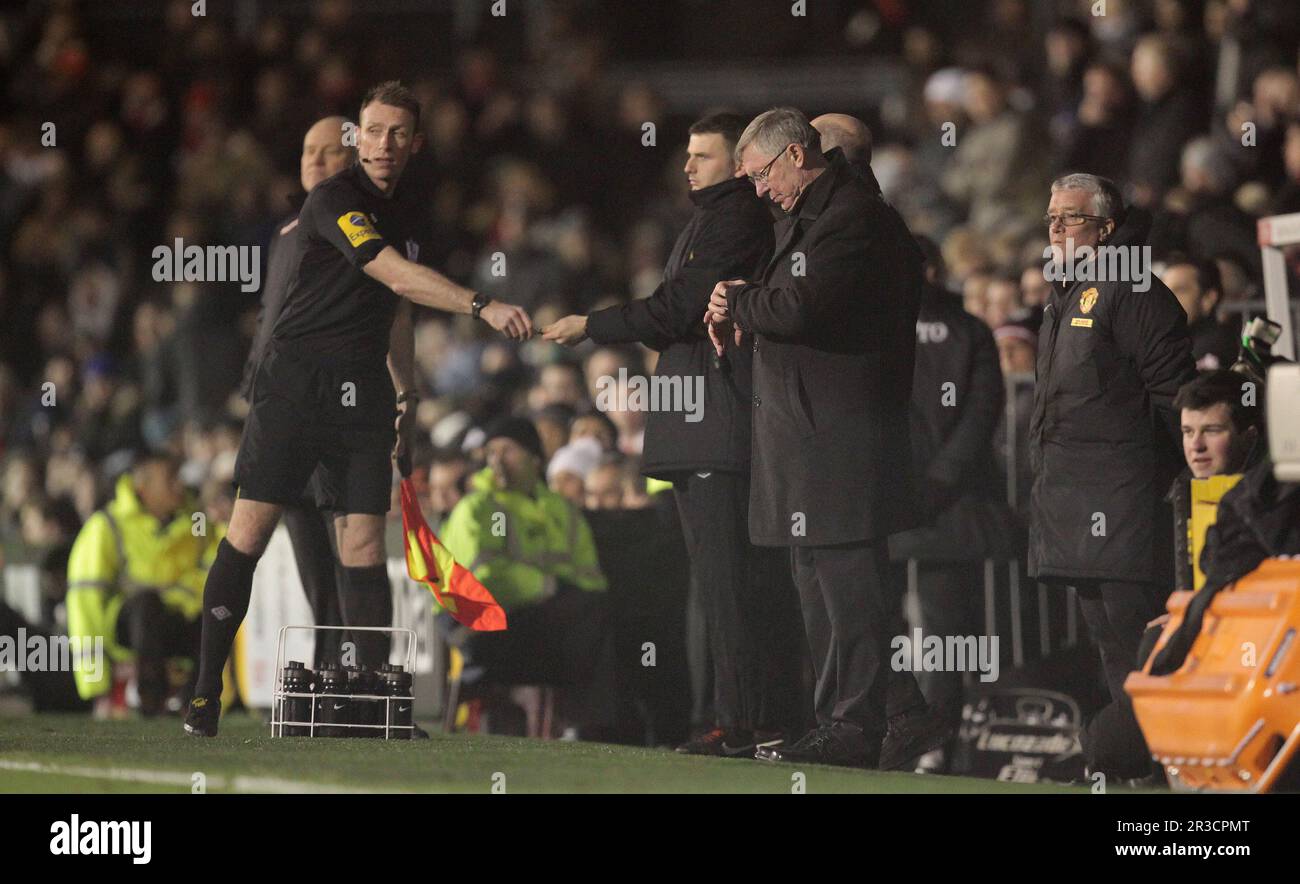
[441,451,607,611]
[66,452,221,715]
[439,416,615,736]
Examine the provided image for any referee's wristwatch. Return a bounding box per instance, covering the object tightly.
[471,292,492,320]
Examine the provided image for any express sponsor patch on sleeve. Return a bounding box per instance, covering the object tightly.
[336,211,381,248]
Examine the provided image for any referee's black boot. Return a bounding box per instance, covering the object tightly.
[183,696,221,737]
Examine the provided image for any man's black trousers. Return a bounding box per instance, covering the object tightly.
[116,591,202,709]
[1070,579,1164,706]
[886,560,984,729]
[1069,578,1166,778]
[793,539,928,741]
[673,470,803,734]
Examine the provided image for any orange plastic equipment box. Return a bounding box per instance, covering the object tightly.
[1125,558,1300,793]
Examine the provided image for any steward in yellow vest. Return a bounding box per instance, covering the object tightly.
[66,453,221,712]
[441,463,606,612]
[439,417,614,736]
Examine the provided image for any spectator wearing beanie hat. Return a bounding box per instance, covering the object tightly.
[438,414,614,737]
[993,316,1038,377]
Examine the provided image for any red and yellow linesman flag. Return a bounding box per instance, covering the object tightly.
[399,477,507,631]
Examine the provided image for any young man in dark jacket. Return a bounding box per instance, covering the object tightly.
[543,113,803,755]
[1090,368,1264,780]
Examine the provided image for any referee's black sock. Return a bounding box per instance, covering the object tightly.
[339,565,392,669]
[194,539,260,699]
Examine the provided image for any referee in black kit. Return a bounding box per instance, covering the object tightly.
[239,115,354,658]
[185,81,531,737]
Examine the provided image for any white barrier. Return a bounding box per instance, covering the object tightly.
[2,564,42,625]
[2,564,43,689]
[1256,212,1299,361]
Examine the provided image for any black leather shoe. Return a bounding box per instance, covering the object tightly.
[880,705,951,771]
[755,727,819,761]
[756,726,879,768]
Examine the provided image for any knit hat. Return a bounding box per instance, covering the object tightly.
[545,436,604,484]
[484,415,544,461]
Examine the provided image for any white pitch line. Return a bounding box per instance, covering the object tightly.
[0,759,385,793]
[0,760,194,788]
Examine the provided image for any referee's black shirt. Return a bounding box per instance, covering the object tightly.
[270,162,421,364]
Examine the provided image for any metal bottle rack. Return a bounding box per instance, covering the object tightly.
[270,624,418,739]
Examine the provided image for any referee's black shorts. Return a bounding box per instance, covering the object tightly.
[234,340,396,515]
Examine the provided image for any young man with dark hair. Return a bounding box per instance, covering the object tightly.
[1169,367,1263,596]
[1086,369,1263,780]
[1174,369,1261,479]
[541,112,804,757]
[184,81,532,737]
[1159,254,1239,370]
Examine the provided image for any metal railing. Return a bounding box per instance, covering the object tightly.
[903,371,1084,678]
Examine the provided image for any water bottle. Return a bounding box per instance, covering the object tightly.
[379,663,414,739]
[315,664,351,737]
[280,660,315,737]
[346,665,381,738]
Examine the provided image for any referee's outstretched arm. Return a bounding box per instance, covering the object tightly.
[365,246,533,340]
[387,298,415,398]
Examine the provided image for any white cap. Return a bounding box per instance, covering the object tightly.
[545,436,604,483]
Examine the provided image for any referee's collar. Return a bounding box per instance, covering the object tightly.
[351,160,397,200]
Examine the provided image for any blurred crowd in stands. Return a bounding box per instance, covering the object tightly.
[2,0,1299,732]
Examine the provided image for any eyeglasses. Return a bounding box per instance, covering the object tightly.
[748,144,796,184]
[1043,212,1108,229]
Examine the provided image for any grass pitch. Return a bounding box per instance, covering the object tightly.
[0,713,1088,794]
